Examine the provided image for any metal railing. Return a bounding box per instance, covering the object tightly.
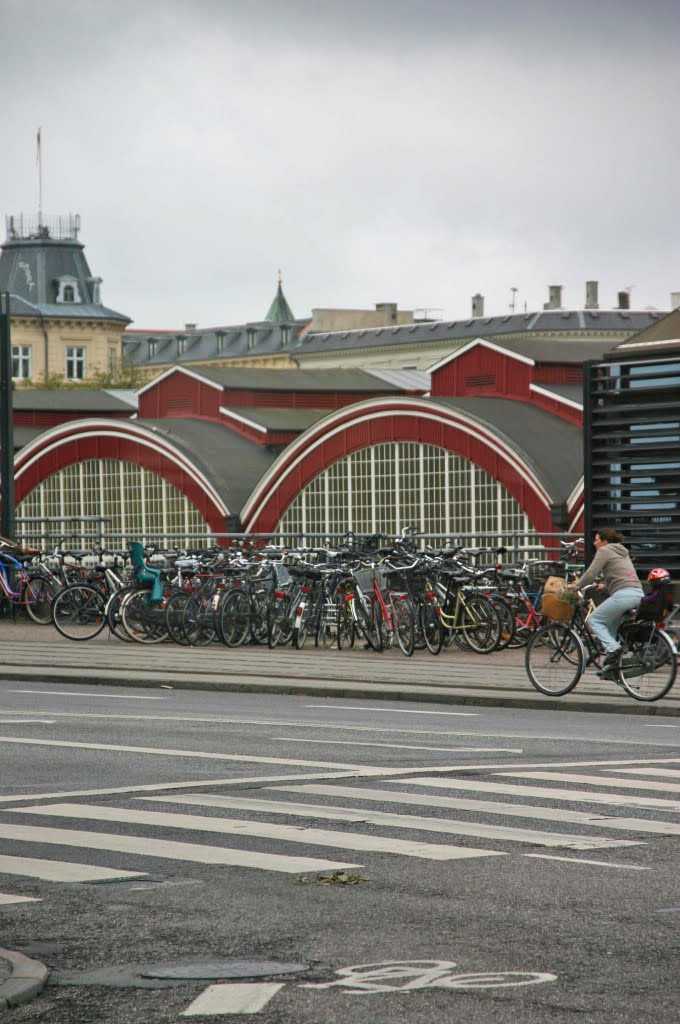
[5,213,81,242]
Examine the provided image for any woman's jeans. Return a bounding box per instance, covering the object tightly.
[587,587,643,654]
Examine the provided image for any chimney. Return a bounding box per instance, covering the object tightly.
[471,293,484,317]
[544,285,563,310]
[585,281,599,309]
[617,291,630,310]
[671,292,680,309]
[185,323,197,330]
[375,302,397,325]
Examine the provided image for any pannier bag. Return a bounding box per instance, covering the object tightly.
[540,575,576,623]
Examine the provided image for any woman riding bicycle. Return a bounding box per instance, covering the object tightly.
[567,527,642,669]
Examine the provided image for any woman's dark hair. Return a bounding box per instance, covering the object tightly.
[597,527,625,544]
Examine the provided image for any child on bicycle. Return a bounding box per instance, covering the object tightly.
[566,528,642,670]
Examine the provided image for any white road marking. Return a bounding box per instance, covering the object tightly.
[0,720,55,724]
[12,804,503,862]
[389,777,680,811]
[644,724,679,728]
[0,892,41,905]
[140,794,641,851]
[8,690,166,700]
[524,854,648,870]
[182,982,284,1016]
[0,772,359,805]
[0,737,366,770]
[305,705,479,716]
[496,771,680,794]
[272,738,523,754]
[0,823,362,874]
[0,853,146,882]
[262,784,680,836]
[614,768,680,778]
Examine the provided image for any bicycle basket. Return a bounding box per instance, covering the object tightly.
[528,560,566,585]
[353,568,374,594]
[540,576,575,622]
[274,562,292,587]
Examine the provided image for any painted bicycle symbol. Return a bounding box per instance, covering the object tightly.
[301,959,557,994]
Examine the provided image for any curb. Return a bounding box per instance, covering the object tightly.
[0,949,48,1012]
[0,666,678,716]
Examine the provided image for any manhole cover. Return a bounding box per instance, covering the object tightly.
[141,959,308,980]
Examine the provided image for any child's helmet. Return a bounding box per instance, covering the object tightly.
[648,567,671,582]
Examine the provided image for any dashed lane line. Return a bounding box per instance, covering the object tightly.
[8,690,166,700]
[182,982,284,1016]
[304,705,479,716]
[272,738,523,753]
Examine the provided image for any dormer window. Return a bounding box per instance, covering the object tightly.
[56,276,81,304]
[177,335,187,356]
[148,339,157,357]
[247,328,257,350]
[215,331,226,353]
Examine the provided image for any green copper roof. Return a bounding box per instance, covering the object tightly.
[265,279,294,323]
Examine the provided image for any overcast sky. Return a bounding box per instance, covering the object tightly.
[2,0,679,329]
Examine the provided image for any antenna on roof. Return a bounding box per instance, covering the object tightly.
[510,287,518,313]
[36,126,43,229]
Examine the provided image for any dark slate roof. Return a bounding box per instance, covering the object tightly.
[195,366,403,393]
[12,389,136,413]
[136,418,278,516]
[12,426,45,451]
[123,319,310,366]
[530,383,583,406]
[221,407,330,432]
[293,309,667,356]
[0,236,130,323]
[428,397,582,502]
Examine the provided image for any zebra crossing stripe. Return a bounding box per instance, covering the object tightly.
[139,793,641,851]
[0,892,41,905]
[387,777,680,811]
[9,804,503,861]
[255,785,680,837]
[182,982,284,1016]
[610,768,680,779]
[495,772,680,793]
[0,823,362,874]
[0,853,147,883]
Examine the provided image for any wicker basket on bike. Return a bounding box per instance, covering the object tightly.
[539,575,578,623]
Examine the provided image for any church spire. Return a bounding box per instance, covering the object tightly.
[265,270,294,323]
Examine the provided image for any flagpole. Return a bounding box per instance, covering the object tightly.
[37,127,43,230]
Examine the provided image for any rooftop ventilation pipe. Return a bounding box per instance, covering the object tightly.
[585,281,599,309]
[544,285,563,310]
[471,293,484,317]
[617,291,630,310]
[671,291,680,309]
[375,302,398,325]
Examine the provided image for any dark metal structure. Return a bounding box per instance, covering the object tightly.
[584,347,680,576]
[0,291,15,538]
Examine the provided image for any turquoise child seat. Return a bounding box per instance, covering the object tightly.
[129,542,163,604]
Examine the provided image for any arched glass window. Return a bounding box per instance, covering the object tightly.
[277,442,535,549]
[16,459,211,548]
[62,284,75,302]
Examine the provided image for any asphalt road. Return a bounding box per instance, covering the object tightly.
[2,681,680,1023]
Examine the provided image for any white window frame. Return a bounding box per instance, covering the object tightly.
[66,346,86,381]
[12,344,32,380]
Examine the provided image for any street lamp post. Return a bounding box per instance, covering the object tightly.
[0,292,15,540]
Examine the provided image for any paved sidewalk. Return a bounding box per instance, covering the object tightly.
[0,949,48,1012]
[0,620,678,715]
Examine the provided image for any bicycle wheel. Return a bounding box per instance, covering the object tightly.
[459,595,502,654]
[617,628,677,702]
[121,590,169,644]
[267,594,293,648]
[525,623,585,696]
[390,594,415,657]
[24,574,60,625]
[52,584,107,641]
[491,596,516,652]
[165,590,192,645]
[249,588,270,645]
[219,589,251,648]
[106,585,135,642]
[419,595,444,655]
[182,592,216,647]
[336,597,355,650]
[354,592,383,652]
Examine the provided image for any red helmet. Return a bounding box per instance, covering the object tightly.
[648,567,671,582]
